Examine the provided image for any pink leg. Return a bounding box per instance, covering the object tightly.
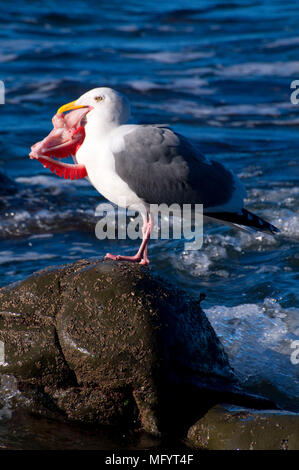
[105,213,152,265]
[139,221,150,266]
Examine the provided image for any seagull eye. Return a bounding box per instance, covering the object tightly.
[94,96,104,102]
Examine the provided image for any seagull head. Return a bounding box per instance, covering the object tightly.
[57,87,131,133]
[29,87,131,179]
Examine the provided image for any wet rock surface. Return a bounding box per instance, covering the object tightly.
[1,259,296,447]
[0,259,238,435]
[186,404,299,450]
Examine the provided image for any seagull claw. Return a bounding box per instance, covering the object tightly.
[139,258,149,266]
[104,253,149,265]
[104,253,119,261]
[104,214,152,266]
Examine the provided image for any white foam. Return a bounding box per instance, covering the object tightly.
[265,37,299,48]
[156,100,293,119]
[179,240,228,276]
[0,205,96,239]
[127,77,212,95]
[0,53,17,63]
[0,250,56,265]
[0,375,30,420]
[246,187,298,238]
[8,80,63,104]
[124,50,213,64]
[217,61,299,77]
[69,245,95,255]
[172,203,296,278]
[28,233,54,240]
[126,80,161,92]
[205,299,299,401]
[16,175,88,188]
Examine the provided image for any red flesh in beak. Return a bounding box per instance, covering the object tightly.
[29,107,91,180]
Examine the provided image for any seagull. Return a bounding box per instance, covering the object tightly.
[30,87,279,265]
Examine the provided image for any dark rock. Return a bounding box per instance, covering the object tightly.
[0,259,239,435]
[186,404,299,450]
[0,260,276,437]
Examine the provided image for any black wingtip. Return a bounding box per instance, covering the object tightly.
[204,209,280,235]
[270,224,280,234]
[242,209,280,235]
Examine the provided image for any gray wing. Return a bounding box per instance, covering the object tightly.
[112,125,244,211]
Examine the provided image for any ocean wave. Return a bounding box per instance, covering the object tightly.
[125,80,161,92]
[123,50,213,64]
[127,77,213,95]
[217,61,299,77]
[15,175,89,189]
[152,99,294,120]
[205,299,299,409]
[0,207,95,239]
[173,204,297,279]
[0,249,56,265]
[246,187,299,238]
[7,80,65,104]
[0,53,18,63]
[264,36,299,49]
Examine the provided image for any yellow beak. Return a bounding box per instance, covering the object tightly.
[57,100,87,114]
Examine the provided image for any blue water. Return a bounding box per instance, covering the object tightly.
[0,0,298,429]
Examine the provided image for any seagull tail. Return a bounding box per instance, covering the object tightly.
[205,208,280,235]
